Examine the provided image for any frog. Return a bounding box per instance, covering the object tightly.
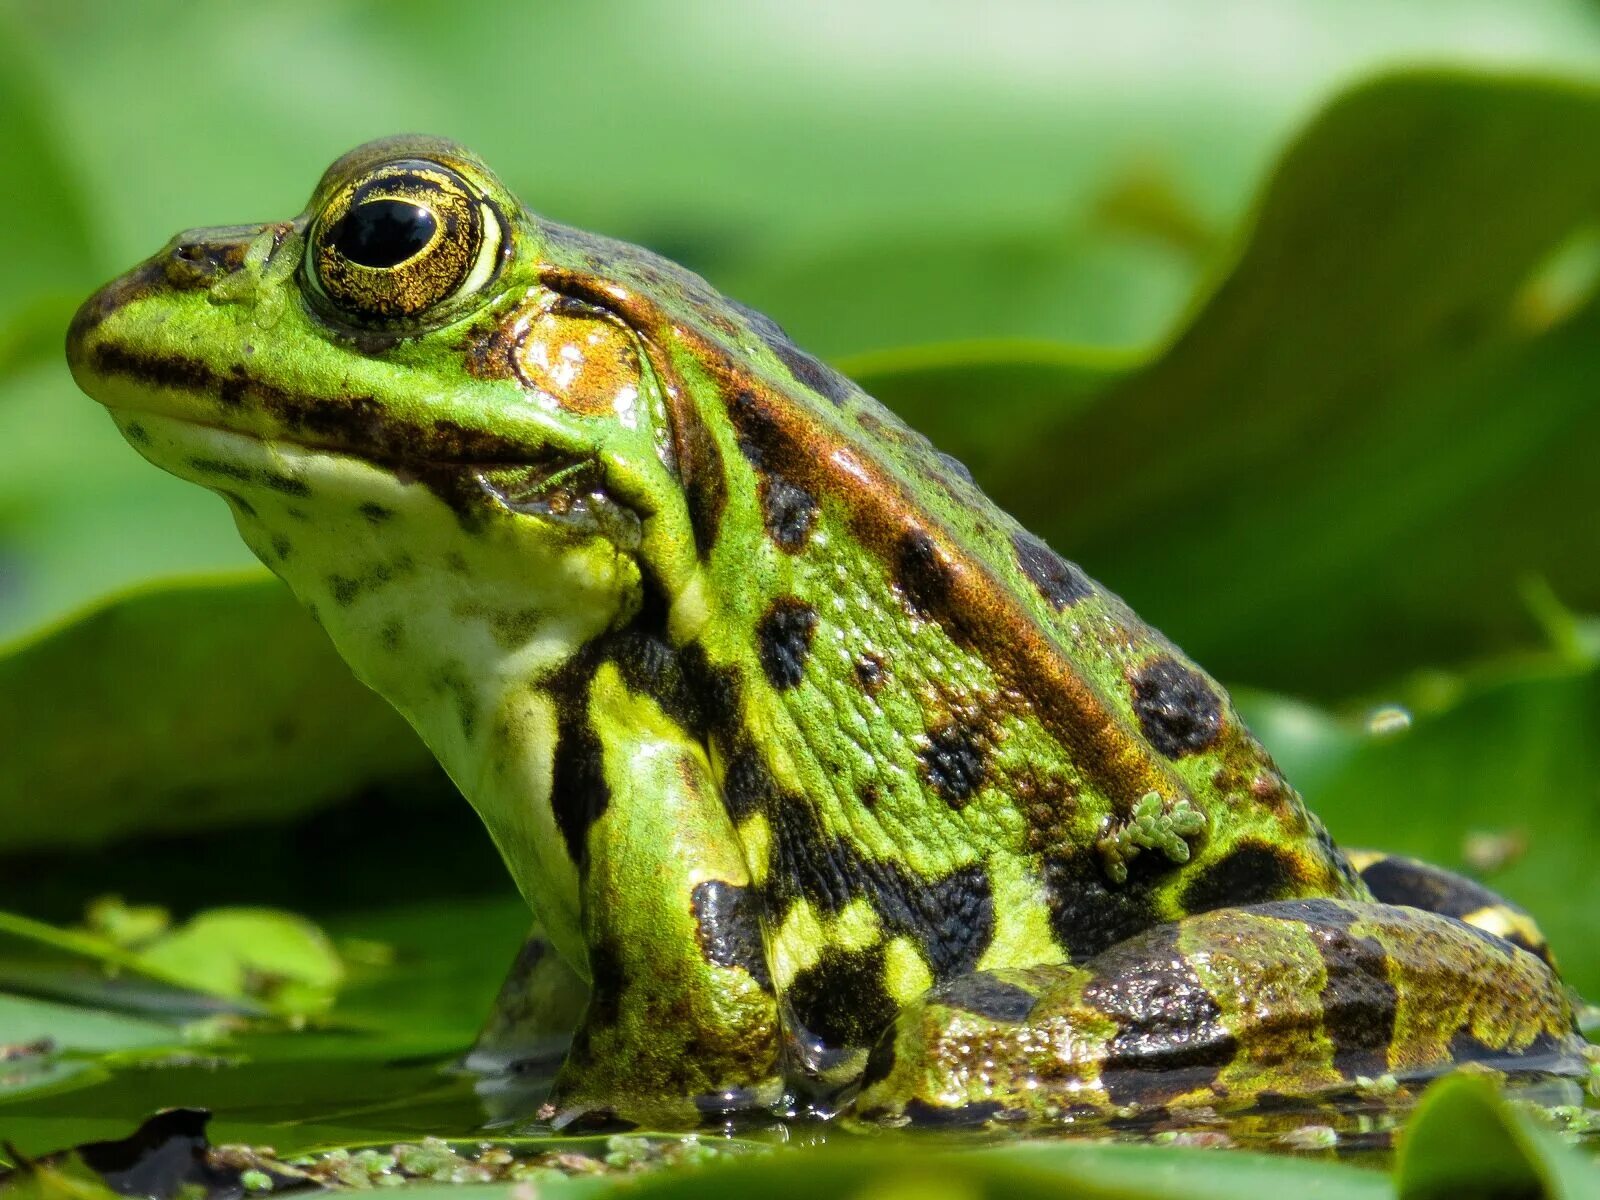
[66,137,1589,1130]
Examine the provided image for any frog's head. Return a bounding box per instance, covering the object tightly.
[66,138,708,856]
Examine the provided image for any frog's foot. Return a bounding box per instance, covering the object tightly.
[542,1012,786,1130]
[856,898,1587,1127]
[1347,850,1554,966]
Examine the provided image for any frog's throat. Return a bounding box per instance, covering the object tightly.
[110,409,636,972]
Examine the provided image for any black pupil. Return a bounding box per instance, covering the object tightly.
[330,197,437,268]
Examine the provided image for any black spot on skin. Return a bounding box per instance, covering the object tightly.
[896,530,954,619]
[690,880,772,992]
[586,938,627,1029]
[1042,845,1167,960]
[1130,656,1223,759]
[760,475,818,551]
[217,369,247,409]
[508,934,548,979]
[785,945,898,1052]
[125,421,149,445]
[379,619,404,651]
[546,650,611,871]
[1012,530,1093,610]
[675,642,743,739]
[766,794,857,916]
[919,722,987,806]
[270,534,291,561]
[764,795,994,981]
[858,783,881,809]
[439,667,477,740]
[854,653,885,693]
[758,330,856,406]
[1081,923,1238,1107]
[186,456,252,483]
[900,1099,1005,1127]
[932,971,1037,1023]
[359,501,394,524]
[1180,841,1302,914]
[1283,898,1398,1080]
[729,389,785,468]
[218,490,256,518]
[725,296,790,345]
[720,743,776,824]
[328,574,360,606]
[880,863,995,981]
[756,598,819,690]
[260,472,311,498]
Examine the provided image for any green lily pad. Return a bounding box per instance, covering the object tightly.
[0,574,435,851]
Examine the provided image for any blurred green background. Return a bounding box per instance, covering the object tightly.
[1,0,1598,1161]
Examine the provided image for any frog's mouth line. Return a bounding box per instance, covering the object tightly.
[112,401,635,539]
[82,341,543,469]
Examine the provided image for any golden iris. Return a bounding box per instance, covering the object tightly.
[308,160,499,322]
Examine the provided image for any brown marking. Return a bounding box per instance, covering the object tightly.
[853,652,886,693]
[512,307,642,420]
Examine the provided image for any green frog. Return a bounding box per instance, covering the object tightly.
[66,137,1587,1129]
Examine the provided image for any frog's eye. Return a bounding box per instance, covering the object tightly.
[307,159,504,324]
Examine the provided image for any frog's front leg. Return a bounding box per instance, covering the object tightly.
[545,661,782,1127]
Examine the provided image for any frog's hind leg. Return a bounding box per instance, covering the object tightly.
[1347,851,1554,966]
[856,898,1585,1127]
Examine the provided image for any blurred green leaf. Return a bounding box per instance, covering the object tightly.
[0,575,434,850]
[0,13,97,336]
[1396,1073,1600,1199]
[0,995,175,1056]
[617,1143,1386,1200]
[132,909,343,1016]
[0,1158,124,1200]
[0,901,342,1019]
[865,70,1600,699]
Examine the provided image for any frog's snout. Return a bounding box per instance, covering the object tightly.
[66,221,302,381]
